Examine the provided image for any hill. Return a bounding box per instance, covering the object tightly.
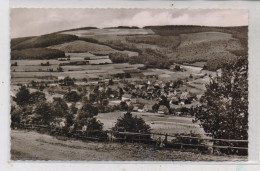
[11,33,78,50]
[144,25,248,50]
[10,25,248,70]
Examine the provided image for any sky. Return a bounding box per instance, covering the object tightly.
[10,8,248,38]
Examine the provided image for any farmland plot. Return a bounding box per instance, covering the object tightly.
[61,28,155,37]
[49,40,138,57]
[96,112,207,139]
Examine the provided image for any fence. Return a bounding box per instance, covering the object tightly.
[19,124,248,155]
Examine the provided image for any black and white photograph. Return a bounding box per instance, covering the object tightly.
[10,8,248,161]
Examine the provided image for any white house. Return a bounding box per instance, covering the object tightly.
[121,94,132,102]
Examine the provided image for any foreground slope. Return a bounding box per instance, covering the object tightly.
[11,130,247,161]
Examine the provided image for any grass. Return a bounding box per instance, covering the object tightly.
[96,111,205,137]
[11,129,247,161]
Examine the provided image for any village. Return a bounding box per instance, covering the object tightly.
[11,55,206,118]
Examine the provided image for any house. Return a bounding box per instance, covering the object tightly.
[108,99,121,106]
[180,91,189,101]
[131,98,137,103]
[170,96,179,105]
[158,105,169,115]
[121,94,132,102]
[143,104,153,112]
[58,76,65,81]
[58,58,70,61]
[133,106,139,112]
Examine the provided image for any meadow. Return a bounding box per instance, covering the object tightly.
[96,111,206,140]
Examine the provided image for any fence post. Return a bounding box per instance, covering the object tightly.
[124,129,126,143]
[110,131,113,142]
[164,134,168,147]
[180,137,183,150]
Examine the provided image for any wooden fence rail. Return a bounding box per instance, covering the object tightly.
[19,124,248,154]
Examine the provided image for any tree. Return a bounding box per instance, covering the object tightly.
[52,97,69,117]
[30,80,37,88]
[106,87,113,97]
[159,95,170,108]
[120,101,128,111]
[174,65,181,71]
[11,62,18,66]
[11,105,21,128]
[77,102,98,127]
[113,112,150,133]
[13,86,31,106]
[86,118,103,131]
[34,102,54,125]
[64,91,81,102]
[62,76,74,86]
[112,112,151,142]
[69,102,78,114]
[29,91,46,104]
[108,79,114,85]
[193,56,248,141]
[102,99,109,106]
[65,113,74,127]
[152,103,159,112]
[57,66,64,72]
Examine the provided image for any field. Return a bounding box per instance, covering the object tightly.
[49,40,138,57]
[96,112,206,139]
[11,130,247,161]
[61,28,155,38]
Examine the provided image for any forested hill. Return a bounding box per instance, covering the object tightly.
[11,25,248,70]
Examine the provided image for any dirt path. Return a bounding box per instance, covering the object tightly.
[11,130,247,161]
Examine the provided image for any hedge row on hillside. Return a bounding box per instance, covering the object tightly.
[11,48,65,60]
